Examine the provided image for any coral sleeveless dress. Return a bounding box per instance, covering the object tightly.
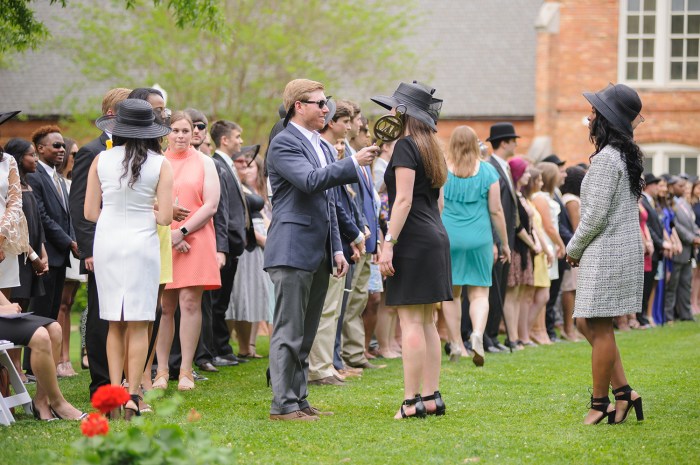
[164,147,220,291]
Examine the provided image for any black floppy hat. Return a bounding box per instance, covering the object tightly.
[583,83,642,137]
[644,173,661,185]
[371,81,442,132]
[0,111,21,126]
[96,99,171,139]
[542,154,565,166]
[486,122,520,142]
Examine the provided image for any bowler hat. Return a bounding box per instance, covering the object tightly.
[486,122,520,142]
[371,81,442,131]
[583,83,642,137]
[0,111,21,126]
[96,99,171,139]
[643,173,660,185]
[542,154,565,166]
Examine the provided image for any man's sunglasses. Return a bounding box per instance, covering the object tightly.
[193,123,207,131]
[41,142,66,149]
[301,96,332,109]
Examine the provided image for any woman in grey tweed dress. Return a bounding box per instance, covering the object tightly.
[566,83,645,425]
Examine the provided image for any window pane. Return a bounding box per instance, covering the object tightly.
[669,157,682,174]
[688,39,699,57]
[628,0,641,11]
[671,15,685,34]
[628,39,640,57]
[642,61,654,79]
[689,15,700,33]
[627,62,639,79]
[643,157,654,173]
[671,60,684,79]
[628,15,640,33]
[643,15,656,33]
[690,0,700,11]
[688,61,699,79]
[672,38,685,57]
[642,38,655,56]
[644,0,657,10]
[672,0,685,11]
[685,157,697,176]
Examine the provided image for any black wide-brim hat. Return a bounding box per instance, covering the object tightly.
[583,83,642,137]
[96,99,171,139]
[0,111,21,126]
[644,172,661,185]
[371,81,442,132]
[486,122,520,142]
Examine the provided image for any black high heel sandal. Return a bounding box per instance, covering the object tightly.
[31,400,58,422]
[423,391,446,416]
[588,395,615,425]
[612,385,643,424]
[398,394,427,419]
[123,394,141,422]
[49,405,88,421]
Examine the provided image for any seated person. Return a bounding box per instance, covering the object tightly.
[0,294,85,420]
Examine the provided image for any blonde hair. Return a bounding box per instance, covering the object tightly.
[101,88,132,116]
[537,161,560,194]
[282,79,324,114]
[446,125,480,178]
[523,167,542,199]
[405,116,447,188]
[169,111,193,129]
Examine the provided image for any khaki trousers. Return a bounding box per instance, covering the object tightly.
[308,275,345,380]
[342,253,371,366]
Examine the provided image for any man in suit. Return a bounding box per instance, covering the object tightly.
[208,120,249,368]
[664,177,699,322]
[265,79,378,420]
[26,125,78,372]
[640,173,668,326]
[484,122,520,352]
[69,88,131,397]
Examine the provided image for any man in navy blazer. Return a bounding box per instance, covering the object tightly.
[265,79,378,421]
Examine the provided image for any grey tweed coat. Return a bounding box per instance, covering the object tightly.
[566,145,643,318]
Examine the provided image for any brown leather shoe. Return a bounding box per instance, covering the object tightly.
[302,406,334,416]
[348,361,386,369]
[269,410,319,421]
[196,362,219,373]
[309,376,345,386]
[337,368,362,378]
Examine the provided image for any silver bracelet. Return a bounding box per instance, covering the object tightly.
[28,251,39,262]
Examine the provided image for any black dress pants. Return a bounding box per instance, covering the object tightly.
[211,257,238,357]
[485,260,509,347]
[85,271,110,398]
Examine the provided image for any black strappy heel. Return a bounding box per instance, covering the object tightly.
[612,385,643,424]
[422,391,446,416]
[588,396,615,425]
[399,394,426,419]
[123,394,141,422]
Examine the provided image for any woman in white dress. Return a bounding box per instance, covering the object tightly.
[85,99,173,420]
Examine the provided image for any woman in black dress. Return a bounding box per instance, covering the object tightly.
[373,81,452,419]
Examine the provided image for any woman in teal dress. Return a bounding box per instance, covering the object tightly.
[441,126,510,366]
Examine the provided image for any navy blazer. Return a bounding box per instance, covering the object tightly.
[27,163,74,267]
[212,152,247,257]
[641,194,664,260]
[487,156,519,249]
[264,123,359,272]
[356,164,379,254]
[554,191,574,245]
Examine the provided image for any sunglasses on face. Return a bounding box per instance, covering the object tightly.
[301,96,332,109]
[42,142,66,149]
[193,123,207,131]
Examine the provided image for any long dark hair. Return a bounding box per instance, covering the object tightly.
[589,109,644,198]
[404,116,447,188]
[112,136,162,188]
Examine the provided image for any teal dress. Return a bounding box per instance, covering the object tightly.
[442,161,499,286]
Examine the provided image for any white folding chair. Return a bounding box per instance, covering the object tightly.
[0,341,32,425]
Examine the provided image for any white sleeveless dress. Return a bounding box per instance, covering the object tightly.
[93,146,163,321]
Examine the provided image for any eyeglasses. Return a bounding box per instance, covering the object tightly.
[193,123,207,131]
[300,96,332,109]
[40,142,66,149]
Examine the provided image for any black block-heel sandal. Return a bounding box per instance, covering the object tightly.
[398,394,426,419]
[123,394,141,422]
[423,391,446,416]
[612,385,643,424]
[588,396,615,425]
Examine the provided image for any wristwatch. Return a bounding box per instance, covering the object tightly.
[385,233,398,245]
[179,226,189,236]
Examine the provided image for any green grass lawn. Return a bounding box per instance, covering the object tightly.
[2,319,699,464]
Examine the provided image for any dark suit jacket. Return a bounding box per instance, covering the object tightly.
[264,123,359,272]
[27,163,74,267]
[641,193,664,260]
[554,191,574,245]
[356,164,379,254]
[211,152,247,258]
[69,132,108,273]
[487,155,519,249]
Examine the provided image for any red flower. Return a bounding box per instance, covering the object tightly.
[91,385,130,414]
[80,412,109,437]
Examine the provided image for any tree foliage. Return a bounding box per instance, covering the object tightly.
[57,0,418,142]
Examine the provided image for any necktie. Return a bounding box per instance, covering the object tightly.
[53,171,65,208]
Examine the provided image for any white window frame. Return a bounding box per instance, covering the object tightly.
[642,142,700,174]
[619,0,700,89]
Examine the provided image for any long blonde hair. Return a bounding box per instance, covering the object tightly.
[446,125,479,178]
[404,116,447,188]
